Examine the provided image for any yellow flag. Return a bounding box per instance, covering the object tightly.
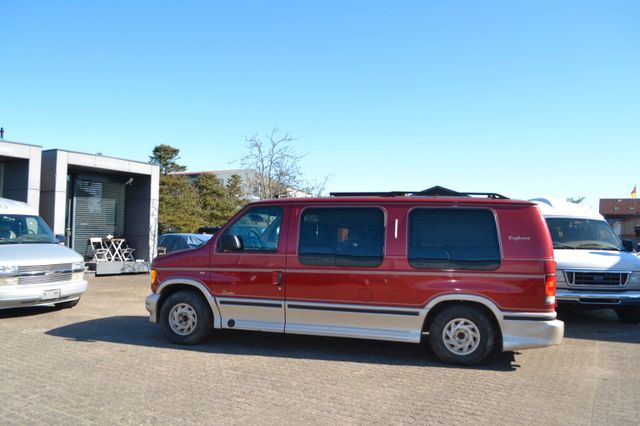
[632,185,637,199]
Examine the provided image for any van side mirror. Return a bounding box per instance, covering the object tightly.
[220,234,243,251]
[622,240,635,252]
[56,234,66,244]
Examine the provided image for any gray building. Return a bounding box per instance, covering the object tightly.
[0,139,42,210]
[40,149,160,262]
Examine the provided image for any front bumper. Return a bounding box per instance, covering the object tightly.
[0,279,88,309]
[501,314,564,352]
[145,293,160,323]
[557,289,640,306]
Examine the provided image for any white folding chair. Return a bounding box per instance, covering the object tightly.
[90,238,110,262]
[122,244,135,261]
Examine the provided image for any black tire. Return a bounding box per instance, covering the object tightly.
[615,306,640,324]
[55,298,80,309]
[160,291,213,344]
[428,305,496,366]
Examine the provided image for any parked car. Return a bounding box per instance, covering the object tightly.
[532,198,640,323]
[157,233,212,255]
[0,197,87,310]
[197,226,220,235]
[146,192,563,365]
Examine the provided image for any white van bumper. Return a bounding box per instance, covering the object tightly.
[0,279,88,309]
[557,289,640,305]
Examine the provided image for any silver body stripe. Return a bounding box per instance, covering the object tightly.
[154,266,542,280]
[217,297,285,332]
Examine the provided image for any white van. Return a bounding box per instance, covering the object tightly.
[532,198,640,323]
[0,197,87,309]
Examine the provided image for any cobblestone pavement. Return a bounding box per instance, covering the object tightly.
[1,273,640,425]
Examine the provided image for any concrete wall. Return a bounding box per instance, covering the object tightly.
[0,140,41,210]
[40,150,67,235]
[124,168,160,261]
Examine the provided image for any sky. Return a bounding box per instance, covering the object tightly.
[1,1,639,210]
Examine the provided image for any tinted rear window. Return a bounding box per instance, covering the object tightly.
[298,208,384,267]
[408,208,500,270]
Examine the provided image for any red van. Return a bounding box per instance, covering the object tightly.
[146,193,563,365]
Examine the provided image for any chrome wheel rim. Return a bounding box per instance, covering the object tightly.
[442,318,480,356]
[168,303,198,336]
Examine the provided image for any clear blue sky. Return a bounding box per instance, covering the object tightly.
[2,1,638,210]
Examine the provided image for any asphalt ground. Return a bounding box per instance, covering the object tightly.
[1,273,639,425]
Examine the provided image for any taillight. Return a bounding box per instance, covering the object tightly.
[544,261,556,306]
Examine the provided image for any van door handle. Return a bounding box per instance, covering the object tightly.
[273,271,283,286]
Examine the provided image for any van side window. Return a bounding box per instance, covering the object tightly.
[221,206,283,252]
[298,208,384,267]
[408,209,500,270]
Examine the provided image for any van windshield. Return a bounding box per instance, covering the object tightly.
[545,218,623,251]
[0,214,58,244]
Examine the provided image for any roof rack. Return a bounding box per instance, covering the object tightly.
[330,186,508,199]
[459,192,509,199]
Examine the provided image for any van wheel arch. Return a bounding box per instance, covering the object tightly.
[423,301,502,346]
[158,283,214,323]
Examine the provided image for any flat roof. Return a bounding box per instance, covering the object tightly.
[0,139,42,148]
[43,148,154,167]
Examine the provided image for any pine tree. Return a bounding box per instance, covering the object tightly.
[159,175,205,233]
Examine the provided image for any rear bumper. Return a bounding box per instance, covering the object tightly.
[501,313,564,351]
[0,279,88,309]
[557,289,640,307]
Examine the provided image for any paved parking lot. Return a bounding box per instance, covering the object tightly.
[2,273,640,425]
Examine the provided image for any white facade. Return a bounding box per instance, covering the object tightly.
[0,140,42,210]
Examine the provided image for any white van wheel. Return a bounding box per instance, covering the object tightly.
[615,306,640,324]
[55,298,80,309]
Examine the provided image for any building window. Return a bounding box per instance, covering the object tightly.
[298,208,385,267]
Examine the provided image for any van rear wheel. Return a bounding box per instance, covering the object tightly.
[160,291,213,344]
[615,306,640,324]
[428,305,495,365]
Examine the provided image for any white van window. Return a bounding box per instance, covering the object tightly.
[0,215,57,244]
[545,218,623,250]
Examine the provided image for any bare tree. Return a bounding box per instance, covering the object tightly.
[240,129,327,198]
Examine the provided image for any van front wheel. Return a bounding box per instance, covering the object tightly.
[428,305,495,365]
[615,306,640,324]
[55,298,80,309]
[160,291,212,344]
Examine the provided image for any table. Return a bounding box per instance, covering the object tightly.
[104,238,130,261]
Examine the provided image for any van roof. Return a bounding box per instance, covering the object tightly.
[0,197,38,216]
[529,197,604,220]
[250,196,535,207]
